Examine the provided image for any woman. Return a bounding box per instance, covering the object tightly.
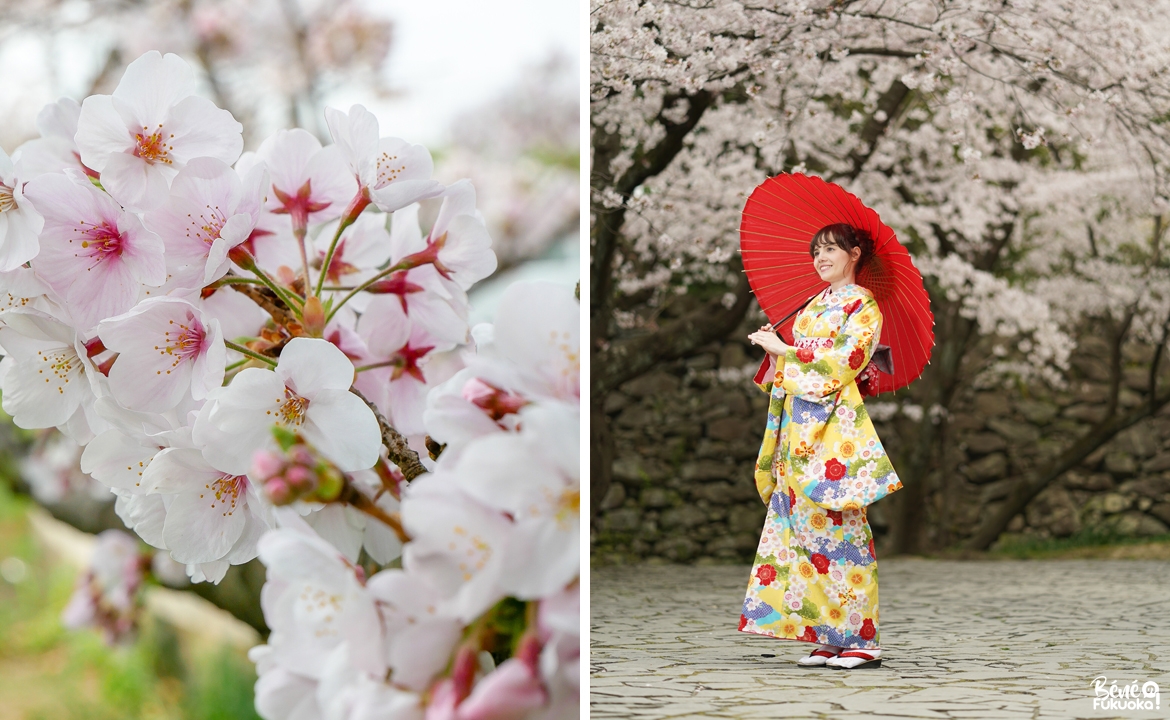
[739,223,903,670]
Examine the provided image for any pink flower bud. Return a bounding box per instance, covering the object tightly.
[251,449,285,480]
[451,644,479,703]
[264,477,291,505]
[285,465,314,490]
[289,446,315,467]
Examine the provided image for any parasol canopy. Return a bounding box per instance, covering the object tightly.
[739,172,934,394]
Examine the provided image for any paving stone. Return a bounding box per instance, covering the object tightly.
[591,559,1170,719]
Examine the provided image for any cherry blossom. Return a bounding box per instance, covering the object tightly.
[62,529,147,644]
[468,281,578,403]
[79,398,184,495]
[193,337,380,474]
[75,51,243,212]
[0,308,101,434]
[143,157,265,288]
[450,403,580,599]
[400,473,513,622]
[324,103,444,214]
[366,569,463,692]
[0,147,44,271]
[312,213,393,288]
[97,297,225,412]
[0,267,51,315]
[12,97,88,180]
[252,517,385,695]
[141,447,272,566]
[23,171,166,331]
[2,46,579,720]
[423,281,578,451]
[394,184,497,290]
[252,128,356,230]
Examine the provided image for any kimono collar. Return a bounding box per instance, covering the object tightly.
[822,283,872,303]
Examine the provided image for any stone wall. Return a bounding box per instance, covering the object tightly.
[591,325,1170,564]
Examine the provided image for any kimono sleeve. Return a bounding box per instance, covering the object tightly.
[752,353,786,393]
[779,296,881,401]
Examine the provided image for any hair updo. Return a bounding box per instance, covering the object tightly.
[808,223,874,273]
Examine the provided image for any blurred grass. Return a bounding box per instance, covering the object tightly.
[0,482,261,720]
[988,526,1170,560]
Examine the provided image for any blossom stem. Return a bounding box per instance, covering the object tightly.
[212,276,266,289]
[293,224,313,299]
[224,340,278,367]
[253,267,305,313]
[353,359,397,373]
[325,258,416,322]
[349,386,428,481]
[314,199,367,297]
[224,358,250,372]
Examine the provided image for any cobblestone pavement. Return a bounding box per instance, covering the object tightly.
[590,559,1170,719]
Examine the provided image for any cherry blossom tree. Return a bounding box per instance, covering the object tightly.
[591,0,1170,551]
[2,49,579,720]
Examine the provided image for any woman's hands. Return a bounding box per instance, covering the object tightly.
[748,323,790,357]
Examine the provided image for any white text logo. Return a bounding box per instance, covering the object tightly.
[1092,676,1160,712]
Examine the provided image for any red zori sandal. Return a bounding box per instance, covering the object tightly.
[826,648,882,669]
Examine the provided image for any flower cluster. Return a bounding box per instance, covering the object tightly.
[2,49,578,720]
[61,529,150,644]
[249,280,580,719]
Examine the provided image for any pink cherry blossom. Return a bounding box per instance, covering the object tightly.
[400,473,512,622]
[353,320,440,438]
[449,403,579,599]
[0,147,45,271]
[423,281,576,451]
[75,51,243,212]
[253,128,356,230]
[457,655,548,720]
[312,213,393,287]
[536,585,580,719]
[393,185,497,290]
[12,97,89,180]
[141,447,271,567]
[62,529,146,644]
[97,297,226,412]
[0,308,102,433]
[23,171,166,331]
[193,337,381,474]
[255,516,384,681]
[80,400,183,495]
[324,103,445,214]
[366,568,463,692]
[143,157,265,288]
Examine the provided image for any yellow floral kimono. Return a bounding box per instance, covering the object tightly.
[739,283,903,649]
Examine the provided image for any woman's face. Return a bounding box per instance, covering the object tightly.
[812,241,859,284]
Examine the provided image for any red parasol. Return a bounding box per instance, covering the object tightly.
[739,173,934,395]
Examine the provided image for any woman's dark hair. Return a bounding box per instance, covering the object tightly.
[809,223,874,272]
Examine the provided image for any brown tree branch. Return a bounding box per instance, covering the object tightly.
[350,387,428,481]
[591,89,716,348]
